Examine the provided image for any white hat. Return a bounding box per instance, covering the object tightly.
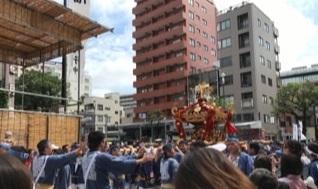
[207,143,227,152]
[305,177,317,189]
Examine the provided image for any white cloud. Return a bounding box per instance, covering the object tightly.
[214,0,318,71]
[84,0,136,97]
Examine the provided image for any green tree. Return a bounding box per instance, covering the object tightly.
[15,70,62,112]
[147,110,163,141]
[0,91,8,108]
[274,81,318,135]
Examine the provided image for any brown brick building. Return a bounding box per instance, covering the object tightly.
[133,0,218,120]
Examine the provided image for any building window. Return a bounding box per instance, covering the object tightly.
[97,104,103,111]
[269,97,274,105]
[105,107,111,111]
[240,52,251,68]
[203,45,208,51]
[211,48,216,56]
[268,78,273,86]
[189,24,195,33]
[240,72,252,87]
[223,95,234,106]
[190,52,196,61]
[224,75,234,85]
[258,36,264,46]
[202,6,207,13]
[260,56,265,65]
[218,38,232,49]
[203,58,209,64]
[264,23,269,32]
[189,11,194,20]
[196,15,200,21]
[197,55,202,60]
[243,113,254,121]
[195,1,199,7]
[189,38,196,47]
[241,92,253,108]
[261,75,266,84]
[237,13,249,30]
[97,115,103,122]
[220,56,232,68]
[203,32,208,38]
[210,36,215,44]
[196,27,201,34]
[203,19,207,25]
[267,60,272,69]
[217,19,231,32]
[264,114,270,123]
[196,41,201,47]
[188,0,194,6]
[266,41,271,50]
[257,18,261,27]
[238,32,249,48]
[262,95,268,104]
[115,111,119,115]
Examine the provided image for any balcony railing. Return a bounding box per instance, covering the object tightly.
[134,70,185,88]
[241,98,254,108]
[273,27,279,37]
[275,60,281,71]
[274,44,280,54]
[133,26,184,51]
[133,0,183,27]
[133,56,186,75]
[133,10,184,39]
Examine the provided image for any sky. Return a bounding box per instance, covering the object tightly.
[67,0,318,97]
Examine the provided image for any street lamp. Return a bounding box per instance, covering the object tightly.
[221,72,226,106]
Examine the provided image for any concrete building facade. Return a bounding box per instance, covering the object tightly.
[279,64,318,140]
[120,94,137,124]
[217,2,280,139]
[133,0,218,120]
[280,64,318,86]
[82,93,124,134]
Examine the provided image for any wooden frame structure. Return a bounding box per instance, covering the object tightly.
[0,0,110,67]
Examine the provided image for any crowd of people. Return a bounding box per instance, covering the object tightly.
[1,130,318,189]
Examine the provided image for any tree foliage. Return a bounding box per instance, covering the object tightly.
[15,70,62,112]
[274,81,318,134]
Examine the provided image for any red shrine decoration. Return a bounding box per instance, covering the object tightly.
[172,83,237,142]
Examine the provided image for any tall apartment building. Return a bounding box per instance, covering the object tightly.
[217,2,281,139]
[133,0,218,120]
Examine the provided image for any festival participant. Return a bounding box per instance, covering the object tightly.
[278,154,306,189]
[249,142,263,159]
[82,131,152,189]
[249,168,278,189]
[0,154,32,189]
[175,148,255,189]
[109,145,126,189]
[0,142,30,161]
[2,131,15,146]
[69,142,85,189]
[306,143,318,186]
[32,139,83,189]
[160,143,179,189]
[283,140,302,158]
[254,154,273,173]
[226,137,254,175]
